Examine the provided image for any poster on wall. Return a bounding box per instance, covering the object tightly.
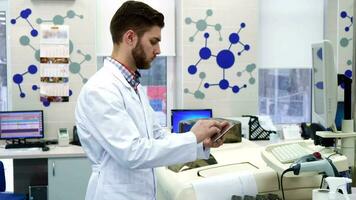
[39,25,70,102]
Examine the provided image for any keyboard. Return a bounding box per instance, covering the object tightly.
[5,142,45,149]
[270,143,311,163]
[261,140,349,176]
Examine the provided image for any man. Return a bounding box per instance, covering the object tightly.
[75,1,228,199]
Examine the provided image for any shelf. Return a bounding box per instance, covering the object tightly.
[316,131,356,138]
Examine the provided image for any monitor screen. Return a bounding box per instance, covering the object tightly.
[0,110,44,139]
[171,109,212,133]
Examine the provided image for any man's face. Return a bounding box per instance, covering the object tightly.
[132,26,161,69]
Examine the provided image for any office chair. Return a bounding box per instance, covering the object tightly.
[0,161,26,200]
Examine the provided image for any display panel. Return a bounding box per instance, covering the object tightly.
[0,110,44,139]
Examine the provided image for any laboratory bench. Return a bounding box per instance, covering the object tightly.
[0,144,91,200]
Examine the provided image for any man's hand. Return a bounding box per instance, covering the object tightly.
[203,121,230,148]
[190,119,223,143]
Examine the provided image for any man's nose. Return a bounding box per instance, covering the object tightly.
[155,45,161,55]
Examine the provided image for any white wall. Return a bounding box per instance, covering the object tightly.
[96,0,175,56]
[259,0,324,69]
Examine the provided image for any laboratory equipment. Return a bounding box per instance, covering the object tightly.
[311,40,338,130]
[270,143,311,163]
[242,115,276,140]
[261,140,349,176]
[290,159,339,177]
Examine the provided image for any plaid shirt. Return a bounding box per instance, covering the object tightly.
[106,57,141,91]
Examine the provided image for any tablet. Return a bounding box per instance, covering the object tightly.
[212,124,234,142]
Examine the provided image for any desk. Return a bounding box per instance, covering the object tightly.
[0,145,91,200]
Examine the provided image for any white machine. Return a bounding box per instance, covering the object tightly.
[156,139,349,200]
[57,127,70,146]
[311,40,356,173]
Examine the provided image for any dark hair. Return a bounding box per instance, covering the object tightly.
[110,1,165,44]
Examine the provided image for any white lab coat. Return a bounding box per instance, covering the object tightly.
[75,59,209,200]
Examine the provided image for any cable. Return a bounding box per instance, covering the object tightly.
[280,168,294,200]
[327,152,342,159]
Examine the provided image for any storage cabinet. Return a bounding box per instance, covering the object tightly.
[48,157,91,200]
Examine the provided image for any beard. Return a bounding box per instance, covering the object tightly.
[132,41,151,70]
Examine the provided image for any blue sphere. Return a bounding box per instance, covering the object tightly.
[204,83,210,88]
[229,33,239,44]
[219,79,229,90]
[13,74,23,84]
[43,100,50,107]
[199,47,211,60]
[217,49,235,69]
[345,69,352,78]
[232,86,240,93]
[188,65,197,75]
[20,9,31,19]
[340,11,347,18]
[28,65,38,74]
[31,30,38,37]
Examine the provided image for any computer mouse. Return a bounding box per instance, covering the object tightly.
[42,146,50,151]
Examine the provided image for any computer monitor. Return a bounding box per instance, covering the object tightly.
[0,110,44,140]
[171,109,212,133]
[311,40,338,131]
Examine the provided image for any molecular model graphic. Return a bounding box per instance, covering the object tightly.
[184,72,207,99]
[12,65,38,98]
[339,10,353,48]
[185,23,256,99]
[10,8,38,37]
[11,8,90,107]
[340,59,353,90]
[69,49,91,84]
[340,10,353,32]
[36,10,83,25]
[185,9,222,42]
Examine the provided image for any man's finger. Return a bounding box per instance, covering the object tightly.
[209,120,222,129]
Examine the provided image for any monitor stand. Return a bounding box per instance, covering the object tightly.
[316,131,356,170]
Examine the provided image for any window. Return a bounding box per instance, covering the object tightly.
[97,56,170,127]
[0,10,7,111]
[139,57,167,126]
[259,68,312,124]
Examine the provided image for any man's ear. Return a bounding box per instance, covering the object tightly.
[123,30,137,47]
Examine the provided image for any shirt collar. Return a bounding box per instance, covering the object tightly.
[106,57,141,90]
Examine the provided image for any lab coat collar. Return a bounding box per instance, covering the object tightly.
[104,59,132,89]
